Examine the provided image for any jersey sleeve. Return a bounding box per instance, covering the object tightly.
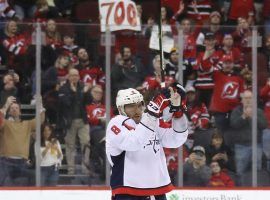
[157,114,188,148]
[106,114,154,153]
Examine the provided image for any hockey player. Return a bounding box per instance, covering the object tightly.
[106,83,188,200]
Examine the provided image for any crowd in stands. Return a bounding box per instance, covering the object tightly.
[0,0,270,187]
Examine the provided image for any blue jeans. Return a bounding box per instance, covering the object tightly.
[235,144,262,185]
[262,129,270,171]
[2,157,34,186]
[41,165,59,186]
[0,158,7,186]
[113,194,167,200]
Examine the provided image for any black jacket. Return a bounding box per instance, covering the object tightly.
[58,80,92,128]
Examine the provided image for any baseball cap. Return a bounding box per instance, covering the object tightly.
[170,47,178,53]
[210,11,221,18]
[205,32,215,40]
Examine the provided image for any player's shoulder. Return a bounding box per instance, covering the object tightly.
[107,115,127,127]
[107,115,136,131]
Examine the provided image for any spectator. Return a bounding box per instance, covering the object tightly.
[111,45,145,108]
[145,4,183,41]
[220,34,243,70]
[140,54,175,90]
[232,17,253,53]
[0,72,20,108]
[58,68,91,175]
[227,0,255,25]
[241,34,270,91]
[0,96,45,186]
[178,18,199,86]
[41,53,72,124]
[165,48,179,79]
[164,145,190,185]
[42,52,71,94]
[75,48,104,87]
[13,0,37,20]
[230,90,267,186]
[184,145,211,187]
[40,123,63,186]
[194,32,222,107]
[210,54,244,132]
[196,11,224,49]
[2,19,31,74]
[205,129,234,171]
[86,85,107,128]
[138,55,175,104]
[208,161,235,187]
[259,78,270,172]
[61,32,79,55]
[45,19,62,50]
[86,85,109,181]
[186,85,210,133]
[34,0,60,22]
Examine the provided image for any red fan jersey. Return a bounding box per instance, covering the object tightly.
[2,33,30,56]
[86,103,106,126]
[228,0,255,20]
[79,67,105,87]
[187,103,210,129]
[186,0,213,23]
[194,50,223,89]
[210,71,244,113]
[208,172,235,187]
[220,47,243,69]
[183,34,197,60]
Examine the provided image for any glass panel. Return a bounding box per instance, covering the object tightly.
[0,2,269,189]
[0,21,37,186]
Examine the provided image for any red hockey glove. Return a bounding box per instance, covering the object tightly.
[146,89,171,118]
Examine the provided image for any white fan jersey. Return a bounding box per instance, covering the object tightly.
[106,113,188,196]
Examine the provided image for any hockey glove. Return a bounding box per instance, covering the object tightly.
[146,89,171,118]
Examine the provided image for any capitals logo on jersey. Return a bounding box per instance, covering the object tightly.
[221,82,239,99]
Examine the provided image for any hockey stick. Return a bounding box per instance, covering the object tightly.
[158,1,166,89]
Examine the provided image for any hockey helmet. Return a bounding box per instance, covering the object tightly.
[116,88,144,116]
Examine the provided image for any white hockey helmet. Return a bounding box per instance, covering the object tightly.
[116,88,144,116]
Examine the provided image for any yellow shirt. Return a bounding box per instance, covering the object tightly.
[0,119,35,159]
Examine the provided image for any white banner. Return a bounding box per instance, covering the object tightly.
[149,25,174,53]
[99,0,141,32]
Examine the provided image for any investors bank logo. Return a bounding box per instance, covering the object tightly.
[168,193,180,200]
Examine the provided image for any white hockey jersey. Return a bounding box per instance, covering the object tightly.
[106,113,188,196]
